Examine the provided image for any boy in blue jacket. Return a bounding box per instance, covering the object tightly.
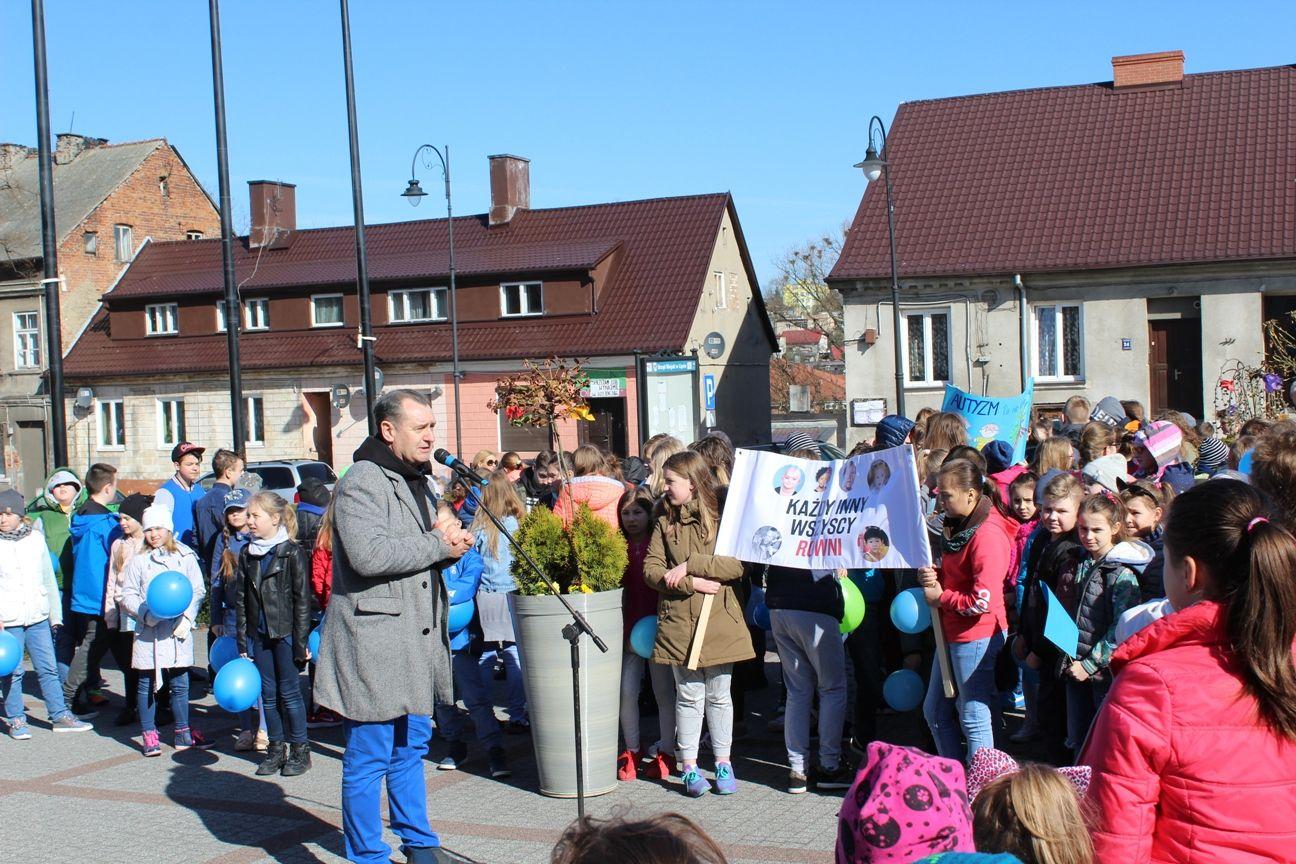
[431,505,510,779]
[63,463,124,716]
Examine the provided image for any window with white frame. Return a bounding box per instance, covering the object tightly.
[899,309,951,386]
[157,399,185,448]
[113,224,134,261]
[84,231,98,255]
[713,271,727,310]
[245,298,269,331]
[500,282,543,317]
[389,288,446,323]
[243,395,265,446]
[216,302,230,333]
[1032,303,1084,381]
[97,399,125,449]
[185,230,204,240]
[13,312,41,369]
[146,303,178,336]
[311,294,344,327]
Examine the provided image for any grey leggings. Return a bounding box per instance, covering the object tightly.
[672,663,734,763]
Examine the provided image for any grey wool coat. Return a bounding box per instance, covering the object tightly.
[313,459,454,722]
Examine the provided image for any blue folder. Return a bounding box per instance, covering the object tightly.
[1041,582,1080,658]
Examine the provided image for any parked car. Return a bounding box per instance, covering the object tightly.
[747,440,847,460]
[199,459,337,502]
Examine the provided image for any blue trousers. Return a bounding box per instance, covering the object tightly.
[923,629,1004,764]
[138,668,189,732]
[2,619,73,724]
[342,714,438,863]
[478,642,527,722]
[253,636,307,744]
[434,652,503,749]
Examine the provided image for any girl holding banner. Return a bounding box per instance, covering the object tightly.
[917,459,1014,764]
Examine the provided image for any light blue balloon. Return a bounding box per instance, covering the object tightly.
[146,570,193,620]
[308,627,322,658]
[883,669,925,712]
[890,587,932,635]
[0,630,21,677]
[448,601,475,633]
[752,603,772,631]
[209,635,239,672]
[1239,449,1254,475]
[629,615,657,659]
[213,657,260,713]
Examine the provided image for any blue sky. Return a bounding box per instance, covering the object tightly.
[2,1,1292,287]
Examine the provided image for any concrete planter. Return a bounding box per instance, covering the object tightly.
[511,589,623,798]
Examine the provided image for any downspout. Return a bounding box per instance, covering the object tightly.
[1014,274,1029,391]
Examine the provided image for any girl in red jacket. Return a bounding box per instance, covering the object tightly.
[1081,480,1296,863]
[918,458,1013,763]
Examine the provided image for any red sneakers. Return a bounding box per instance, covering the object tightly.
[617,749,640,781]
[641,750,676,780]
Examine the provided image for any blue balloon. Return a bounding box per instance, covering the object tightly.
[447,601,475,633]
[0,630,21,677]
[308,627,322,658]
[890,587,932,634]
[857,568,886,603]
[1239,449,1254,475]
[209,635,239,672]
[629,616,657,659]
[213,657,260,713]
[146,570,193,620]
[883,669,925,712]
[752,603,772,631]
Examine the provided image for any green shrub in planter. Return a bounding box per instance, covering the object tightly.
[512,504,627,596]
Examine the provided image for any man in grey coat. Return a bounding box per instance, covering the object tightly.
[315,389,472,864]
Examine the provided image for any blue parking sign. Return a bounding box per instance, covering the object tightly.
[704,374,716,410]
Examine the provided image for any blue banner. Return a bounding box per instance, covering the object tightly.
[1041,581,1080,659]
[941,379,1035,464]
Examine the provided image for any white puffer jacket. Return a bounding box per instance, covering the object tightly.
[0,529,62,628]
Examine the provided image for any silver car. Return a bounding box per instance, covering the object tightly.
[199,459,337,502]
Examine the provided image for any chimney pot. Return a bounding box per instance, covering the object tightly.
[1111,50,1185,89]
[248,180,297,249]
[54,133,106,165]
[488,154,530,226]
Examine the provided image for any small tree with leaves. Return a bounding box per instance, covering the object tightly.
[763,229,845,353]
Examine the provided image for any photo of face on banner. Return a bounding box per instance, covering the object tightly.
[839,460,857,493]
[751,525,783,559]
[814,465,832,495]
[866,460,892,499]
[857,526,890,562]
[774,464,804,497]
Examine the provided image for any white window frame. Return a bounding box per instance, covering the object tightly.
[898,308,952,388]
[244,298,269,331]
[145,303,178,336]
[96,399,126,450]
[185,230,204,240]
[13,311,41,370]
[156,398,185,449]
[388,287,447,323]
[216,301,230,333]
[310,294,345,328]
[113,224,134,261]
[243,395,266,447]
[1031,302,1085,383]
[499,281,543,318]
[712,271,727,310]
[84,231,98,255]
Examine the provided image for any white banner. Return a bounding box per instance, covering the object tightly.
[716,445,933,570]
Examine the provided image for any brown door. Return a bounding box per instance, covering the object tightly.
[1148,318,1203,418]
[303,392,334,466]
[578,398,628,457]
[15,420,48,500]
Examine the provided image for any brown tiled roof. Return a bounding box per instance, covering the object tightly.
[780,328,824,346]
[67,193,774,376]
[830,64,1296,281]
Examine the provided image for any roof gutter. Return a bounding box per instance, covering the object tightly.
[1014,274,1029,391]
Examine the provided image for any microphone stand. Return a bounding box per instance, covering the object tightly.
[449,463,607,819]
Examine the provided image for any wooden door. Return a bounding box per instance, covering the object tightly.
[15,420,48,500]
[1148,319,1203,418]
[303,392,334,466]
[579,398,628,457]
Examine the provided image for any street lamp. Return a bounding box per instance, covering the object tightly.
[403,144,462,456]
[855,115,905,418]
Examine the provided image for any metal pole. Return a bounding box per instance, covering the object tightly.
[872,117,905,418]
[30,0,66,466]
[443,146,462,455]
[339,0,377,435]
[208,0,245,454]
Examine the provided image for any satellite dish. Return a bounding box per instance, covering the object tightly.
[74,387,94,410]
[330,384,351,410]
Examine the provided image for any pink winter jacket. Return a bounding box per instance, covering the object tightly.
[552,475,628,531]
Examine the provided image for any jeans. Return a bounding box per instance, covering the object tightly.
[434,652,503,750]
[845,600,885,746]
[2,619,72,723]
[1065,676,1110,759]
[923,630,1004,763]
[771,609,847,773]
[342,715,438,864]
[620,652,676,754]
[478,642,527,722]
[138,668,189,732]
[253,635,307,744]
[672,663,734,764]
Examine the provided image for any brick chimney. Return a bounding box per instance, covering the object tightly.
[248,180,296,249]
[54,133,107,165]
[0,143,35,170]
[488,155,530,226]
[1112,51,1185,88]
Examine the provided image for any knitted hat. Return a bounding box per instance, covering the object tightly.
[1082,454,1133,494]
[1089,396,1128,429]
[1034,468,1067,503]
[836,742,975,864]
[0,488,24,515]
[875,415,916,450]
[965,747,1091,801]
[981,440,1015,476]
[297,477,332,507]
[1135,420,1182,470]
[782,431,820,454]
[46,469,81,493]
[118,493,152,525]
[141,505,173,533]
[1197,436,1229,471]
[223,488,251,512]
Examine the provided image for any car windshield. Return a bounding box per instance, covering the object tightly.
[250,466,295,490]
[297,462,338,484]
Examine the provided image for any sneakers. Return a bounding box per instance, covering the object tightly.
[814,762,853,791]
[51,716,93,733]
[256,742,288,775]
[86,689,110,707]
[306,708,343,729]
[174,727,215,751]
[488,746,511,779]
[642,749,676,780]
[714,761,738,795]
[505,717,531,735]
[281,742,312,777]
[141,729,162,757]
[234,729,269,752]
[681,766,712,798]
[787,769,808,795]
[6,720,32,741]
[437,740,468,771]
[617,749,640,781]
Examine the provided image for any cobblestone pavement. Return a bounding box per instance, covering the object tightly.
[3,634,953,864]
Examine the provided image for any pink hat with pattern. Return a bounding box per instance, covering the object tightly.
[836,742,974,864]
[966,747,1091,801]
[1135,420,1183,471]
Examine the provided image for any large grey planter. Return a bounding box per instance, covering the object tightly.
[511,589,623,798]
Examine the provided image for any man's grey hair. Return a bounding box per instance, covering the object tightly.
[374,388,433,428]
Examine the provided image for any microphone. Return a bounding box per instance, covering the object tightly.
[433,448,486,486]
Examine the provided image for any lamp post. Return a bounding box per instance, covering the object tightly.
[402,145,462,455]
[855,115,905,418]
